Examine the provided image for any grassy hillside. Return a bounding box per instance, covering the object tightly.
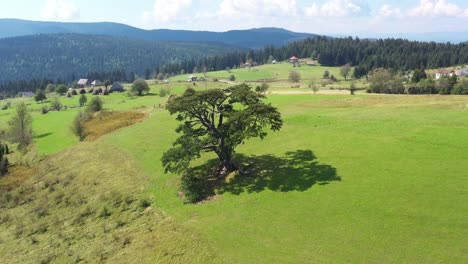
[1,66,468,263]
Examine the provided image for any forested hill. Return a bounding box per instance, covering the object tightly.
[0,19,316,49]
[159,36,468,77]
[0,33,242,83]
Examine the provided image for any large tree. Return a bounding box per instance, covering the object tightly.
[162,84,282,179]
[34,89,47,103]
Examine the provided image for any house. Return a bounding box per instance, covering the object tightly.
[91,80,102,87]
[455,68,468,77]
[272,60,277,64]
[435,69,450,79]
[109,82,124,93]
[21,91,34,98]
[289,56,299,63]
[188,75,198,82]
[77,79,90,88]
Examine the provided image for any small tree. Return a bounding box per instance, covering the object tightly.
[0,142,10,176]
[349,82,357,95]
[71,111,87,141]
[79,94,87,107]
[45,84,56,94]
[323,70,330,79]
[34,89,47,103]
[104,80,112,89]
[55,84,68,95]
[51,97,62,111]
[289,71,301,83]
[312,84,319,94]
[411,69,427,83]
[255,83,269,95]
[87,96,103,112]
[7,102,33,150]
[340,64,351,80]
[229,75,236,82]
[131,79,149,96]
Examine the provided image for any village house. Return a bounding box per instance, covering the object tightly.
[91,80,102,87]
[77,79,90,88]
[435,69,450,79]
[188,75,198,82]
[288,56,299,63]
[21,91,34,98]
[455,68,468,77]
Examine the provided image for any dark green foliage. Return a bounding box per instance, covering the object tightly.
[0,155,8,176]
[34,89,47,103]
[349,82,357,95]
[41,106,48,114]
[55,84,68,95]
[452,79,468,95]
[255,83,269,95]
[87,96,104,112]
[79,94,87,107]
[180,167,215,203]
[162,84,283,200]
[229,74,236,81]
[323,70,330,79]
[0,34,239,84]
[7,102,33,150]
[368,68,404,94]
[131,79,149,96]
[411,69,427,83]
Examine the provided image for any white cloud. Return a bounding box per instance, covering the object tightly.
[218,0,297,17]
[143,0,192,24]
[304,0,369,17]
[41,0,80,21]
[378,4,402,19]
[408,0,468,18]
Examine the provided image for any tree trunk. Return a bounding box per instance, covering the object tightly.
[216,139,237,180]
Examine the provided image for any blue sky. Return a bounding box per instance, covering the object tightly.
[1,0,467,34]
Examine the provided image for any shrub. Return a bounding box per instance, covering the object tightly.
[71,111,87,141]
[159,87,171,97]
[87,96,103,112]
[50,97,62,111]
[289,71,301,83]
[41,106,48,114]
[229,75,236,81]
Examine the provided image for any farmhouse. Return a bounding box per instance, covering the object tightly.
[91,80,102,87]
[289,56,299,63]
[21,91,34,98]
[435,69,450,79]
[77,79,90,88]
[455,68,468,77]
[188,75,198,82]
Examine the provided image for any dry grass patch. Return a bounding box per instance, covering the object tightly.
[83,111,147,141]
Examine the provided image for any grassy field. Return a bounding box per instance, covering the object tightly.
[1,65,468,263]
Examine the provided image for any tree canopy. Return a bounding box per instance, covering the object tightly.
[162,84,283,181]
[131,79,149,96]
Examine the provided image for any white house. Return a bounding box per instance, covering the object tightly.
[435,69,450,79]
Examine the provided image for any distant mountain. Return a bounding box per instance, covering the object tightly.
[0,34,242,83]
[0,19,318,49]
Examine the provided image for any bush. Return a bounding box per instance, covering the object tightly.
[229,75,236,81]
[50,97,62,111]
[87,96,103,112]
[289,71,301,83]
[41,106,49,114]
[159,87,171,97]
[71,111,88,141]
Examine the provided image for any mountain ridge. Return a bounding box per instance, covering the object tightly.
[0,19,317,49]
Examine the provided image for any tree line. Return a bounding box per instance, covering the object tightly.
[156,36,468,78]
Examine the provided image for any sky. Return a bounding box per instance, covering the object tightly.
[1,0,467,34]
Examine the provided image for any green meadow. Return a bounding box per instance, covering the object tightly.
[1,65,467,263]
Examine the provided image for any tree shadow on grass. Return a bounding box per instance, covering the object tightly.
[34,132,53,139]
[220,150,341,195]
[187,150,341,199]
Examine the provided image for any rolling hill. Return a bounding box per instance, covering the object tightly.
[0,33,242,83]
[0,19,317,49]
